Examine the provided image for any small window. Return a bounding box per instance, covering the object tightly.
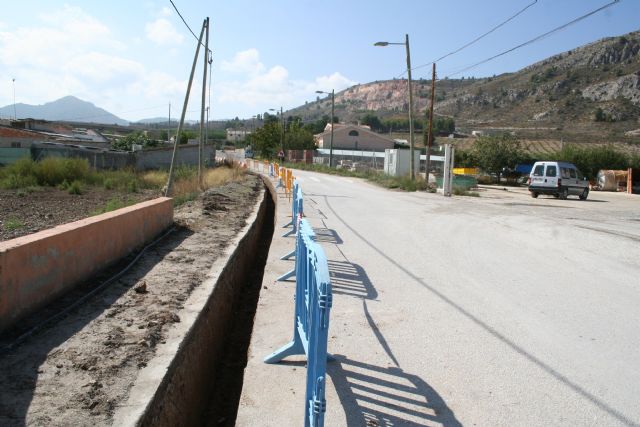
[569,168,576,178]
[11,142,21,148]
[561,168,571,179]
[348,130,359,137]
[533,165,544,176]
[546,165,557,177]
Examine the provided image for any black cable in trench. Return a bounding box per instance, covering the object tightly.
[1,226,177,354]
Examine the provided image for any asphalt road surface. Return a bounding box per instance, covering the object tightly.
[276,169,640,426]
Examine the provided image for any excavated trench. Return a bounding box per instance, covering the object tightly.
[137,180,275,427]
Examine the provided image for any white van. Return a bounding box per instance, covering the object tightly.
[528,161,589,200]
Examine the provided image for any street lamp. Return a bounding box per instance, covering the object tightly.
[12,78,17,120]
[269,107,285,161]
[316,89,335,167]
[375,34,416,179]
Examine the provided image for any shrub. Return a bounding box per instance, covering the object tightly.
[68,180,82,195]
[36,157,89,186]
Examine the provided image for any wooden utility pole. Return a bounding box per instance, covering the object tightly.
[165,19,206,197]
[425,62,436,185]
[198,17,209,188]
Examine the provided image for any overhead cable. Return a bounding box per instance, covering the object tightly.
[168,0,212,55]
[413,0,539,73]
[443,0,621,79]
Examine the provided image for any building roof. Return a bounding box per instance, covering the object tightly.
[315,123,395,143]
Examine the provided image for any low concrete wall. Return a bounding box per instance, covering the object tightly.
[113,177,276,426]
[0,198,174,333]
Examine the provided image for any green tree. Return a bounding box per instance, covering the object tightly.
[112,131,158,151]
[361,113,383,132]
[178,130,197,145]
[285,122,315,150]
[473,134,524,176]
[554,143,629,179]
[247,121,281,158]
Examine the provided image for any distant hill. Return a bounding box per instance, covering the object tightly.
[0,96,128,126]
[289,30,640,146]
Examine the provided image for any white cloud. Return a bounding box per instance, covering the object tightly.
[0,5,187,121]
[160,6,172,17]
[145,18,184,46]
[216,49,357,114]
[221,49,265,75]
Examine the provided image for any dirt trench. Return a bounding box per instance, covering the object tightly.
[0,174,275,426]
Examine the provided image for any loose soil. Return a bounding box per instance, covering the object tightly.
[0,173,264,426]
[0,187,159,242]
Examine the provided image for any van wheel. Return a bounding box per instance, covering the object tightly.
[531,192,538,198]
[559,187,568,200]
[579,188,589,200]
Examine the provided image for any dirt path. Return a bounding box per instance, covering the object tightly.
[0,174,263,426]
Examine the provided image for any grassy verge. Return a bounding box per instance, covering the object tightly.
[1,157,247,209]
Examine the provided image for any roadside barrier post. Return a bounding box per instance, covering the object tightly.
[265,218,333,427]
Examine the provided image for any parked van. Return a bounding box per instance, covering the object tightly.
[528,161,589,200]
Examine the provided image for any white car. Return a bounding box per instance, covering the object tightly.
[528,161,589,200]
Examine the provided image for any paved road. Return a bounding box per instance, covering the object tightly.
[238,169,640,426]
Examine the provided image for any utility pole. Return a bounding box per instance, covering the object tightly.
[198,17,209,188]
[165,19,207,197]
[168,102,171,144]
[426,63,436,185]
[405,34,415,180]
[280,106,284,161]
[329,89,334,168]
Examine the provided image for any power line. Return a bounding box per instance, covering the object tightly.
[395,0,538,79]
[413,0,538,73]
[168,0,212,55]
[442,0,621,79]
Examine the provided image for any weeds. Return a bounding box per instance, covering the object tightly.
[92,197,137,215]
[0,158,245,204]
[4,217,25,231]
[453,187,480,197]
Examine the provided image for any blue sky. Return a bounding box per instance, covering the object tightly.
[0,0,638,121]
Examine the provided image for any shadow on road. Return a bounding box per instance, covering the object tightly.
[328,355,462,427]
[314,227,344,245]
[328,260,377,300]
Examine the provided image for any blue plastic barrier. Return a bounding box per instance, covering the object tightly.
[265,218,333,427]
[282,182,303,237]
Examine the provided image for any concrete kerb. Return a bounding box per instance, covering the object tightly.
[236,169,329,426]
[112,176,275,426]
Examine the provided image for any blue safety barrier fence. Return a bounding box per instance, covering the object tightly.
[265,217,333,427]
[282,181,303,237]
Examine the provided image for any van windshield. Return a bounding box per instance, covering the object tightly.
[533,165,544,176]
[546,165,557,177]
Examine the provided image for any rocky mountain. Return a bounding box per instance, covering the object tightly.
[0,96,128,126]
[290,30,640,145]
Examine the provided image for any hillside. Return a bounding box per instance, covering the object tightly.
[289,30,640,147]
[0,96,128,126]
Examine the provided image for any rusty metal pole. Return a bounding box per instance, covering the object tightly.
[426,62,436,186]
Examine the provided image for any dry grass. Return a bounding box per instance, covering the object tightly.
[140,170,167,188]
[203,165,245,187]
[170,164,246,205]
